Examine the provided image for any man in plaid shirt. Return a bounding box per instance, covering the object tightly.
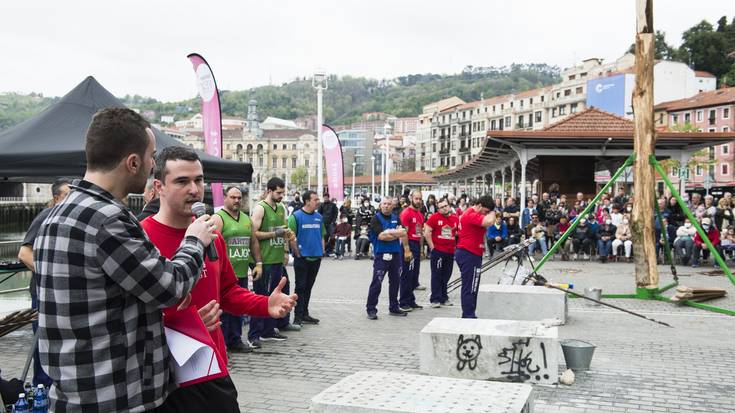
[33,108,218,412]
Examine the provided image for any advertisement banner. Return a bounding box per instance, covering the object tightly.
[321,125,345,201]
[586,74,626,116]
[187,53,224,208]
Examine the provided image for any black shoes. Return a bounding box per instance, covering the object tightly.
[260,332,287,341]
[250,339,262,349]
[367,312,378,320]
[389,309,408,317]
[409,304,423,310]
[227,341,253,353]
[302,315,320,324]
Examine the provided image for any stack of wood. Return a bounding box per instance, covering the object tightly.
[0,309,37,338]
[671,286,727,303]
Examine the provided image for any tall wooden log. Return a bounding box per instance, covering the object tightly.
[632,0,658,289]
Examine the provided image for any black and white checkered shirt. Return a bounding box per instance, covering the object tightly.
[34,180,204,412]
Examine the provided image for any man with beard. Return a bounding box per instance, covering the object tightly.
[211,186,264,353]
[249,177,299,346]
[141,147,296,412]
[366,197,413,320]
[424,197,459,308]
[398,191,425,312]
[33,108,217,412]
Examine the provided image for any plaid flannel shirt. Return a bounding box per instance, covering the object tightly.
[34,180,204,412]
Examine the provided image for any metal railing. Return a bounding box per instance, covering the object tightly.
[0,240,22,259]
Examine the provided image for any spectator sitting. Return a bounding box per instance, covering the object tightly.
[692,217,721,268]
[596,219,617,263]
[572,217,594,260]
[656,217,677,263]
[527,215,548,256]
[610,205,624,227]
[506,216,522,245]
[665,196,685,227]
[703,195,717,221]
[558,194,569,214]
[721,226,735,260]
[485,219,508,258]
[674,218,697,265]
[355,223,371,260]
[554,215,572,260]
[694,204,706,222]
[612,216,633,262]
[521,199,536,229]
[334,214,352,260]
[715,198,733,232]
[613,187,628,207]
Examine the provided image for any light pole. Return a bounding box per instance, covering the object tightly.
[371,155,376,202]
[351,162,357,202]
[383,122,391,197]
[312,68,328,198]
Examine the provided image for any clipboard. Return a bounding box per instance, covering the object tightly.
[164,305,229,387]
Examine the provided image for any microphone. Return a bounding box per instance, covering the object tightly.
[191,202,218,262]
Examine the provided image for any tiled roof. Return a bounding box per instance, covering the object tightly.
[654,87,735,112]
[543,107,634,132]
[695,70,716,78]
[351,171,436,185]
[514,86,551,99]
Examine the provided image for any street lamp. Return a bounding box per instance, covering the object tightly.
[352,162,357,202]
[312,68,328,198]
[383,122,391,197]
[371,155,376,202]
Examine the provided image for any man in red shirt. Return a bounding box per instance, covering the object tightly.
[399,191,426,311]
[456,195,496,318]
[141,146,297,413]
[424,197,459,308]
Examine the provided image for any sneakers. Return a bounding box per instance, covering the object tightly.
[292,317,303,326]
[280,323,301,332]
[249,339,262,349]
[389,309,408,317]
[260,332,287,341]
[414,285,427,291]
[302,315,320,324]
[441,300,454,306]
[398,305,413,312]
[430,302,441,308]
[409,303,423,310]
[367,312,378,320]
[227,341,252,353]
[583,254,589,260]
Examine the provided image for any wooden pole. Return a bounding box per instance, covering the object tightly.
[632,0,658,290]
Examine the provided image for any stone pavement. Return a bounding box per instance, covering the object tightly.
[1,256,734,412]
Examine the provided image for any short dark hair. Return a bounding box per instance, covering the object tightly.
[476,195,495,210]
[85,107,151,172]
[224,186,242,196]
[302,190,317,203]
[51,177,71,197]
[153,146,201,181]
[266,177,285,191]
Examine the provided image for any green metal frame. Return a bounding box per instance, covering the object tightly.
[530,153,735,316]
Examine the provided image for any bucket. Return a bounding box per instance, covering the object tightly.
[584,287,602,305]
[560,339,596,371]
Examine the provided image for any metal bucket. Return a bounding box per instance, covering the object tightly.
[560,339,596,371]
[584,287,602,305]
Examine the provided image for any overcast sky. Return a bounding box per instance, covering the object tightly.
[1,1,731,102]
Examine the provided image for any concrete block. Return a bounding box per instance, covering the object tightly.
[420,317,559,385]
[476,284,568,324]
[310,370,534,413]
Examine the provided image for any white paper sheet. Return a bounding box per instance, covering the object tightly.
[164,327,221,384]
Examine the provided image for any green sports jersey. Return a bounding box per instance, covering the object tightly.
[258,200,287,264]
[216,209,253,277]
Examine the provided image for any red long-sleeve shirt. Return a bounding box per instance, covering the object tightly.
[141,216,269,363]
[694,227,720,248]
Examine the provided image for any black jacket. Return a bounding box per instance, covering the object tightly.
[318,201,339,225]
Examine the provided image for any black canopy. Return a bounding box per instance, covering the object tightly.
[0,76,252,183]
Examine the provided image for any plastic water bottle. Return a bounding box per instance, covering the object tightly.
[32,384,47,413]
[13,393,30,413]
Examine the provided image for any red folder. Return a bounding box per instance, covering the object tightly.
[163,305,229,387]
